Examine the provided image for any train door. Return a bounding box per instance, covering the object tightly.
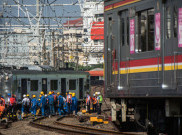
[21,79,27,98]
[42,78,47,94]
[79,78,83,99]
[61,78,66,97]
[119,10,130,88]
[163,0,179,88]
[67,78,78,98]
[106,15,114,89]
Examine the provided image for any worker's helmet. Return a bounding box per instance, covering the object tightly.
[72,93,75,97]
[33,95,36,98]
[97,92,101,95]
[39,99,40,101]
[23,94,26,98]
[93,94,95,96]
[27,94,29,97]
[69,92,72,95]
[39,95,42,98]
[8,93,11,96]
[57,92,60,95]
[52,91,54,94]
[49,91,52,95]
[45,94,47,97]
[40,91,44,95]
[95,92,98,95]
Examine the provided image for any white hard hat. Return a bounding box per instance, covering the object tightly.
[23,94,26,98]
[93,94,95,96]
[97,92,100,95]
[45,94,47,97]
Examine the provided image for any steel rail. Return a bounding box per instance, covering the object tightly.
[29,116,139,135]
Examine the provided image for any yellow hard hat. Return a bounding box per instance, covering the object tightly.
[72,93,75,97]
[57,92,60,95]
[40,91,44,95]
[49,91,52,95]
[95,92,98,95]
[69,92,72,95]
[27,94,29,97]
[39,99,40,101]
[39,95,42,97]
[33,95,36,98]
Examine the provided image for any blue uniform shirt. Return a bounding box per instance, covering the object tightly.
[48,95,54,105]
[41,95,46,106]
[58,95,63,106]
[31,98,37,107]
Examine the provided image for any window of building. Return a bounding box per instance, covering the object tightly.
[30,80,38,91]
[166,7,171,39]
[137,8,154,52]
[50,80,58,90]
[69,79,76,90]
[173,6,178,38]
[94,40,99,45]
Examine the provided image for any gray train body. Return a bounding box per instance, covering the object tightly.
[0,66,90,102]
[104,0,182,134]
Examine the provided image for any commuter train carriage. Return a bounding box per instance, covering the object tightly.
[0,65,90,102]
[104,0,182,134]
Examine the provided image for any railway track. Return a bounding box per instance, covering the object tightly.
[29,116,145,135]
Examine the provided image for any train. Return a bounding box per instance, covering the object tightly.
[0,65,90,102]
[104,0,182,134]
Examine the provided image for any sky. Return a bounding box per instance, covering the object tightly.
[0,0,81,31]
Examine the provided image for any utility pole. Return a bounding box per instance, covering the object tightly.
[76,34,79,71]
[51,31,55,67]
[62,36,65,68]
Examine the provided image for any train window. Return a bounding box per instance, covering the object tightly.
[166,7,171,39]
[137,8,154,52]
[127,17,129,46]
[121,18,125,46]
[50,80,58,90]
[120,10,129,46]
[69,79,76,90]
[173,6,178,38]
[30,80,38,91]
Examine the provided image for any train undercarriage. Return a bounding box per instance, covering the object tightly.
[111,98,182,135]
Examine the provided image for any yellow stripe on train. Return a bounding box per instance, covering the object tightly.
[112,65,182,74]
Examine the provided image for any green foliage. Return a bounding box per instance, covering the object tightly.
[68,62,103,71]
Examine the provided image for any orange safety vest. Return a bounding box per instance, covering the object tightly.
[0,105,5,117]
[92,97,97,105]
[66,94,72,103]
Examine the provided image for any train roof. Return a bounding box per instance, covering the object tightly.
[10,70,89,75]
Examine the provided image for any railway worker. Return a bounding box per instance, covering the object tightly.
[66,91,72,115]
[0,96,5,118]
[44,94,49,116]
[52,91,57,114]
[31,95,37,116]
[0,95,5,107]
[27,94,31,113]
[6,93,11,114]
[96,92,103,115]
[72,93,78,115]
[22,94,30,117]
[40,91,46,116]
[48,91,55,115]
[92,94,97,113]
[9,94,17,115]
[0,95,5,118]
[57,92,65,115]
[86,92,91,114]
[36,99,41,116]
